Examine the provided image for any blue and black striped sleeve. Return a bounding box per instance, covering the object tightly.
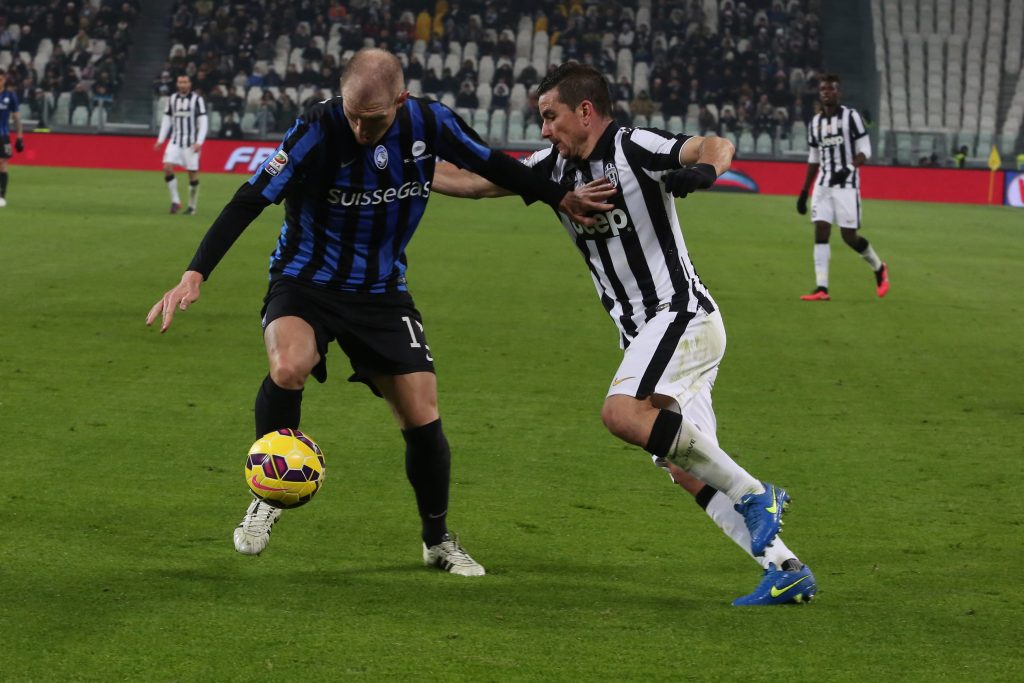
[186,119,325,278]
[428,103,566,207]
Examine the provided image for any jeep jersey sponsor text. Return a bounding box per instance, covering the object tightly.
[569,208,633,239]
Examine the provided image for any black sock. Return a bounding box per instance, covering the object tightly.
[645,409,682,458]
[0,172,8,197]
[164,173,175,183]
[403,419,451,546]
[694,484,718,510]
[254,375,303,438]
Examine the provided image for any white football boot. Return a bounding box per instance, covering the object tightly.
[0,197,7,207]
[233,498,282,555]
[423,533,485,576]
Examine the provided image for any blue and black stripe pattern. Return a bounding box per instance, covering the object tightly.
[249,96,493,293]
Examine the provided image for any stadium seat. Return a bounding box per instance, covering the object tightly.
[89,106,107,127]
[489,109,507,145]
[71,105,89,126]
[737,131,755,155]
[524,122,542,141]
[507,110,524,141]
[667,116,683,133]
[478,56,495,85]
[475,82,492,110]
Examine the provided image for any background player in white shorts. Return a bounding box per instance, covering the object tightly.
[154,74,207,215]
[796,73,889,301]
[435,62,817,605]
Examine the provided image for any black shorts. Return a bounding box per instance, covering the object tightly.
[0,136,11,159]
[260,277,435,395]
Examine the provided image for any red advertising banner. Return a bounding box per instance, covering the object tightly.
[11,132,1008,205]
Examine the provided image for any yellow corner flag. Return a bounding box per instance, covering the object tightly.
[987,145,1002,203]
[988,145,1002,171]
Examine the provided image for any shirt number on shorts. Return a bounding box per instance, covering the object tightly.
[402,316,433,361]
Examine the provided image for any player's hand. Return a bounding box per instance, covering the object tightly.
[796,189,808,215]
[14,137,24,153]
[828,167,851,187]
[662,163,717,199]
[560,179,616,225]
[146,270,204,333]
[153,141,162,151]
[191,142,202,152]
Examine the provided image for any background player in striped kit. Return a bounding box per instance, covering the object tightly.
[0,69,25,208]
[146,49,611,576]
[154,74,207,215]
[796,73,889,301]
[434,62,816,605]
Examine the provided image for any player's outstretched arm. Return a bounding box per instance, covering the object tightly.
[434,160,617,221]
[146,270,204,333]
[433,160,511,198]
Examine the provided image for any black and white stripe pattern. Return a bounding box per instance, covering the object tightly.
[523,126,714,347]
[164,92,208,147]
[807,105,868,189]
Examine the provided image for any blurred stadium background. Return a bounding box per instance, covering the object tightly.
[2,0,1023,171]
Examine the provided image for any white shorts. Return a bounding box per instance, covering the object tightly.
[162,143,201,172]
[607,307,726,444]
[811,185,861,229]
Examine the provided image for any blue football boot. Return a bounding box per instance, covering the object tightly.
[732,563,817,606]
[734,482,790,555]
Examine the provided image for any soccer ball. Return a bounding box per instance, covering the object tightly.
[245,429,326,509]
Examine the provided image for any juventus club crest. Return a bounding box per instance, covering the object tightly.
[604,162,619,188]
[374,145,388,169]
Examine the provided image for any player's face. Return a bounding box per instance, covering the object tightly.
[343,90,409,146]
[177,76,191,95]
[539,90,589,159]
[819,80,840,108]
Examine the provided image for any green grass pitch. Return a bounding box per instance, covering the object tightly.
[1,166,1021,681]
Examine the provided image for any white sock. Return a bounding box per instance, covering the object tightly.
[666,418,762,502]
[188,182,199,210]
[813,243,830,289]
[859,243,882,270]
[167,176,180,204]
[705,490,797,569]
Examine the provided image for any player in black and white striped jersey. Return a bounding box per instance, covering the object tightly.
[154,74,208,215]
[796,73,889,300]
[434,62,817,605]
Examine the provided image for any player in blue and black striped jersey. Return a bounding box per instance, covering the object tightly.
[147,49,611,574]
[0,69,25,208]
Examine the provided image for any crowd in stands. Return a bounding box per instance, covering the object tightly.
[1,0,823,148]
[153,0,822,143]
[0,0,140,124]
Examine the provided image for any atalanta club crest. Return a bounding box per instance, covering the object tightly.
[604,162,618,188]
[374,145,388,169]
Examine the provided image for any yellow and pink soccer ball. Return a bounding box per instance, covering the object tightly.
[245,429,326,509]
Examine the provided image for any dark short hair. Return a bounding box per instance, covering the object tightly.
[819,72,841,84]
[536,62,612,117]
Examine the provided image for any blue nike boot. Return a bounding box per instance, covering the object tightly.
[734,482,790,555]
[732,562,817,606]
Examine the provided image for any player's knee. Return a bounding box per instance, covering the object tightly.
[601,401,640,443]
[268,357,313,390]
